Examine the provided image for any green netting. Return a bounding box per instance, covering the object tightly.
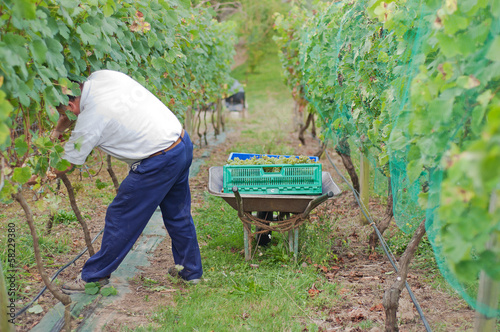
[275,0,500,318]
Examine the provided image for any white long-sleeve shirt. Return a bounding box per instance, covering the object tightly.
[63,70,182,165]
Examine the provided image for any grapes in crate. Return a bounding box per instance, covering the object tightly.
[227,155,316,172]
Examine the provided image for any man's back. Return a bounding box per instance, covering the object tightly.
[63,70,183,165]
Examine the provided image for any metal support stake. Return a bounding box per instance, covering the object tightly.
[294,228,299,262]
[243,224,250,261]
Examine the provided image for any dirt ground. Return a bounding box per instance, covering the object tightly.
[8,118,476,331]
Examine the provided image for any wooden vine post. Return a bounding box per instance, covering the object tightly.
[359,152,370,225]
[184,103,194,138]
[369,178,393,249]
[474,190,499,332]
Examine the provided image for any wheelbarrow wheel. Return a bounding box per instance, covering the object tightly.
[256,211,273,246]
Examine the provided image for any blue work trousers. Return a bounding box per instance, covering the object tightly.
[81,132,202,282]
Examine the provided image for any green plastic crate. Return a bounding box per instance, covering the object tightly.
[223,163,322,195]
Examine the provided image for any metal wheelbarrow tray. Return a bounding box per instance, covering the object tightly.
[208,166,341,213]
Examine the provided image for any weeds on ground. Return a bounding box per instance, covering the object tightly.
[52,210,78,226]
[0,215,72,302]
[0,165,121,312]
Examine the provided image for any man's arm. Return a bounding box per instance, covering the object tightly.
[50,110,75,177]
[50,112,73,140]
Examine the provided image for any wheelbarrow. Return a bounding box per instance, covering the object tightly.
[208,166,342,260]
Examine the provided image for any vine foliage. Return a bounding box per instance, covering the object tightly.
[275,0,500,318]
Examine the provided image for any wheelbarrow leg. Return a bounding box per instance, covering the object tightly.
[288,228,299,262]
[244,224,250,260]
[294,228,299,262]
[232,187,252,260]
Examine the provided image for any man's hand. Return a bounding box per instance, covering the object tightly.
[50,110,72,141]
[50,129,63,141]
[46,168,58,180]
[51,163,75,178]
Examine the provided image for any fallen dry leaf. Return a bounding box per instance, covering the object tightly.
[370,303,384,312]
[308,288,320,298]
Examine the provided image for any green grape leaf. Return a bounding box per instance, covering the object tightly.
[15,137,29,157]
[65,110,77,121]
[13,0,37,20]
[101,286,118,297]
[0,181,15,203]
[54,159,71,171]
[12,167,32,184]
[46,104,59,123]
[0,90,13,120]
[30,39,48,64]
[103,0,116,17]
[0,123,10,146]
[95,179,108,189]
[454,260,480,282]
[407,159,424,184]
[486,36,500,62]
[85,282,100,295]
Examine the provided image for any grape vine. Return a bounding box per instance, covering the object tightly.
[275,0,500,319]
[0,0,236,199]
[0,0,236,329]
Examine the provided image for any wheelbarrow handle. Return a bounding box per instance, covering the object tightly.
[301,191,334,217]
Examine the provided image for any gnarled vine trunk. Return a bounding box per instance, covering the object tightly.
[335,137,360,194]
[106,155,119,193]
[60,174,95,256]
[383,218,427,332]
[298,112,314,145]
[13,192,72,331]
